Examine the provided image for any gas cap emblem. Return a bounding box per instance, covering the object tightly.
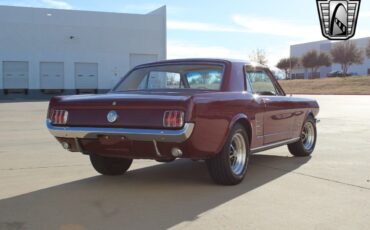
[107,110,118,123]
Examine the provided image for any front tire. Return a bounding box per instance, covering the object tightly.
[90,154,133,176]
[206,123,250,185]
[288,116,317,157]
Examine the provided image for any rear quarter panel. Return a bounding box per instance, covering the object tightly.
[186,92,263,155]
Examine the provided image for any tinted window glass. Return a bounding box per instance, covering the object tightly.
[246,70,277,95]
[186,70,222,90]
[138,72,181,89]
[114,64,224,91]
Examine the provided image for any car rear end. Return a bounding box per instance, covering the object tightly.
[46,60,230,160]
[47,92,198,160]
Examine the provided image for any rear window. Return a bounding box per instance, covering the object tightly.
[113,64,224,92]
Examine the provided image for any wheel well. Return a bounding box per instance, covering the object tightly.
[307,112,315,120]
[236,119,252,145]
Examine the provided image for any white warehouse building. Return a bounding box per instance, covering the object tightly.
[0,5,166,96]
[290,37,370,79]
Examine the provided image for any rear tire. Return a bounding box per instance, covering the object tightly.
[206,123,250,185]
[288,116,317,157]
[90,154,133,176]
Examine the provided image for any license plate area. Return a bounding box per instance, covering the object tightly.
[98,135,129,145]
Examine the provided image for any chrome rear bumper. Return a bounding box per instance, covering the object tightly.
[46,120,195,143]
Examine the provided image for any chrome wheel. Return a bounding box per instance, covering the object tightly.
[301,121,315,151]
[229,132,247,176]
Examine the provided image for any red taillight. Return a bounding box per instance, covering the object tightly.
[163,111,184,128]
[51,110,69,125]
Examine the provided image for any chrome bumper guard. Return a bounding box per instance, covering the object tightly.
[46,120,195,143]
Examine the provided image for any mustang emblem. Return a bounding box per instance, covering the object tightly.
[107,110,118,123]
[316,0,361,40]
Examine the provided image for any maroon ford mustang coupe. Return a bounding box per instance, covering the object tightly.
[47,58,319,185]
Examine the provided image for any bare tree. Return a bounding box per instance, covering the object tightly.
[301,50,331,78]
[366,39,370,59]
[318,52,331,69]
[330,41,364,76]
[249,49,268,65]
[302,50,318,78]
[276,57,299,80]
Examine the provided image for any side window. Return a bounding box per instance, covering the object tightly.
[246,70,278,96]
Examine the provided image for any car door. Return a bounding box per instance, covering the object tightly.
[245,67,297,145]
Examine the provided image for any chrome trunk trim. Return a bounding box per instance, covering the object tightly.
[47,120,194,143]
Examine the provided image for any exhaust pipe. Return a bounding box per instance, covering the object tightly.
[61,142,70,150]
[171,148,183,157]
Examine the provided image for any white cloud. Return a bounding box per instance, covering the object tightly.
[267,46,291,66]
[232,14,323,42]
[361,11,370,18]
[167,18,293,65]
[41,0,72,9]
[168,20,245,33]
[121,3,180,14]
[167,41,291,66]
[121,3,163,12]
[167,16,325,46]
[168,15,368,45]
[167,41,248,60]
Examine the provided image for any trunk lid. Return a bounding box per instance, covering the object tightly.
[50,91,196,129]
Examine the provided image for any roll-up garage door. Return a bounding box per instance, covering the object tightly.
[40,62,64,89]
[129,54,158,69]
[75,63,98,90]
[3,61,29,89]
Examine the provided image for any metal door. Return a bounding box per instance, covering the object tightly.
[75,63,98,89]
[40,62,64,89]
[3,61,29,89]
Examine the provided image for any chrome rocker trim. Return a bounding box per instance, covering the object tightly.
[250,137,300,154]
[46,120,195,143]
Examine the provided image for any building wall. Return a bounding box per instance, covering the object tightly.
[290,40,331,79]
[290,37,370,79]
[0,5,166,94]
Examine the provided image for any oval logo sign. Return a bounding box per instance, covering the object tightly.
[107,110,118,123]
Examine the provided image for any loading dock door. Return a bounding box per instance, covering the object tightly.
[3,61,29,89]
[75,63,98,89]
[129,54,158,69]
[40,62,64,89]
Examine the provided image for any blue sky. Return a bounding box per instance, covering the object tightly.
[1,0,370,65]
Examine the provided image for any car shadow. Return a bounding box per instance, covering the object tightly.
[0,154,310,230]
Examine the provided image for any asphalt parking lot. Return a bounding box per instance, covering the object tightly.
[0,95,369,230]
